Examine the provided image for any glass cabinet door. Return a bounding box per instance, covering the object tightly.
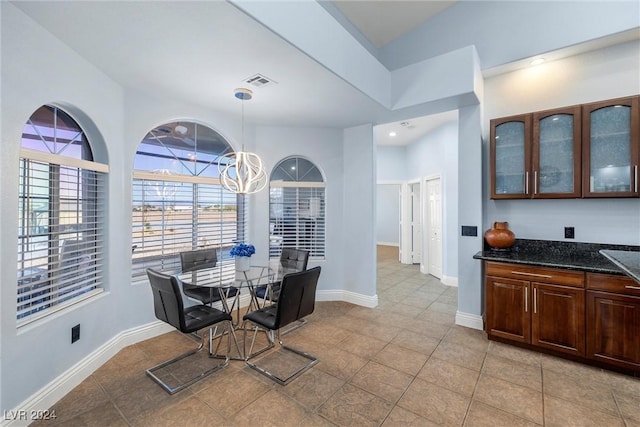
[490,115,531,199]
[532,106,581,198]
[583,96,639,197]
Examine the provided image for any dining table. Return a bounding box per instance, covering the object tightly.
[174,264,274,359]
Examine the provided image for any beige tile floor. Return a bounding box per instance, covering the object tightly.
[34,246,640,426]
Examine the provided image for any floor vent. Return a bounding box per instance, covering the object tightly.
[244,73,277,88]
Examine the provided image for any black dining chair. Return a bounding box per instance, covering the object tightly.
[243,266,321,385]
[180,248,240,314]
[254,248,310,334]
[145,268,236,394]
[255,248,309,305]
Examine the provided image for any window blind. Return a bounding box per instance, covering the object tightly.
[131,174,248,284]
[17,157,106,324]
[269,183,325,259]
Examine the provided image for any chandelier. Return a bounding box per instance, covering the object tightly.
[218,88,267,194]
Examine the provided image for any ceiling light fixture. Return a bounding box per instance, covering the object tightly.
[389,131,397,137]
[530,57,545,66]
[218,88,267,194]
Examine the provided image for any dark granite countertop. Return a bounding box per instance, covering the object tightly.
[600,250,640,284]
[473,239,640,275]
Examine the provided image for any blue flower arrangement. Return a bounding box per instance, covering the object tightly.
[230,243,255,257]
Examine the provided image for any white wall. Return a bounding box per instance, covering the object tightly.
[483,40,640,245]
[457,104,484,328]
[376,184,400,246]
[343,125,377,297]
[250,125,346,294]
[1,3,126,411]
[406,121,460,280]
[376,145,407,181]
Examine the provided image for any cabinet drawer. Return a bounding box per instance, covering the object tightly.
[587,273,640,296]
[486,262,584,287]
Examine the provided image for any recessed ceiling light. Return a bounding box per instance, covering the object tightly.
[389,131,397,137]
[530,58,545,66]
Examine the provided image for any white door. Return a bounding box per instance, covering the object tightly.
[426,178,442,278]
[411,183,421,264]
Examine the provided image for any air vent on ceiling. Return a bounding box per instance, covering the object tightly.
[244,73,278,88]
[400,121,415,130]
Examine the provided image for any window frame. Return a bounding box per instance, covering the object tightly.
[17,106,108,327]
[269,157,326,260]
[131,121,247,284]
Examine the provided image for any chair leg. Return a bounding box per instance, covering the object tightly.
[146,322,232,395]
[244,330,318,386]
[280,318,307,336]
[210,321,242,360]
[243,322,275,360]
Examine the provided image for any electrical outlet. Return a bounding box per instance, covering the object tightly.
[564,227,575,239]
[71,324,80,343]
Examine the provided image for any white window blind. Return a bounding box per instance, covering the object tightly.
[269,183,325,259]
[132,121,249,284]
[131,174,248,284]
[17,157,106,324]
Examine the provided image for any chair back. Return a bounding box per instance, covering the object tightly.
[274,266,321,329]
[146,268,187,332]
[279,248,310,276]
[180,248,217,272]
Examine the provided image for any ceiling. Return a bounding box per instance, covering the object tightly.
[11,0,463,146]
[11,1,629,147]
[332,0,458,48]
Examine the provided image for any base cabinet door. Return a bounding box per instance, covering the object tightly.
[587,290,640,370]
[532,282,585,356]
[485,276,530,343]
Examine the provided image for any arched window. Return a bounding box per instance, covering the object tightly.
[17,105,108,325]
[131,121,246,283]
[269,157,325,259]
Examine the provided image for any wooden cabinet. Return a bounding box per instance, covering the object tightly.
[582,96,639,198]
[489,95,639,199]
[533,106,582,198]
[532,282,585,355]
[490,114,531,199]
[485,262,585,357]
[586,273,640,371]
[486,275,529,341]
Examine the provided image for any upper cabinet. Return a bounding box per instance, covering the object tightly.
[582,96,639,198]
[533,106,582,198]
[490,95,639,200]
[490,114,531,199]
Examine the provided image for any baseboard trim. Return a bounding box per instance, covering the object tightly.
[441,275,458,287]
[376,242,399,247]
[455,311,484,331]
[316,290,378,308]
[1,321,173,427]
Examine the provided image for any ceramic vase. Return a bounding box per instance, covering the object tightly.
[235,256,251,272]
[484,221,516,250]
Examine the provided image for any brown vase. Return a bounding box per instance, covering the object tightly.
[484,221,516,249]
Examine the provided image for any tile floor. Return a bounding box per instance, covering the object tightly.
[34,247,640,426]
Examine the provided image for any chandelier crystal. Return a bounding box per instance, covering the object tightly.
[218,88,267,194]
